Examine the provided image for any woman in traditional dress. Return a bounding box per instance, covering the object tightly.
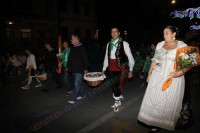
[137,25,191,132]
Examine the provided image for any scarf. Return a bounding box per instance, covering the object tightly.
[110,37,122,51]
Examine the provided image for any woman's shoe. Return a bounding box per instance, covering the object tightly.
[149,128,159,133]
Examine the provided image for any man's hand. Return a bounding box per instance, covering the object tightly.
[101,70,105,75]
[128,71,133,79]
[84,70,88,74]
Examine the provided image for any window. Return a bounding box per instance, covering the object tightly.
[21,29,31,47]
[6,28,15,46]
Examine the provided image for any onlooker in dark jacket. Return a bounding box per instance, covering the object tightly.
[67,34,89,104]
[43,41,62,92]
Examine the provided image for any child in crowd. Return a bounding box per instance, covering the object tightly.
[140,54,151,87]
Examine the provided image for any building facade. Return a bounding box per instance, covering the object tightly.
[0,0,97,52]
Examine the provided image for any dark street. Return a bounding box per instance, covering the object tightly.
[1,72,200,133]
[0,0,200,133]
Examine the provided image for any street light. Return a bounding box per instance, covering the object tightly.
[124,31,127,35]
[7,21,14,25]
[124,31,127,40]
[171,0,176,4]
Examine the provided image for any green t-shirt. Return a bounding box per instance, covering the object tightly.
[62,48,71,68]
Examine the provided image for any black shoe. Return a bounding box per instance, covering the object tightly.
[149,128,160,133]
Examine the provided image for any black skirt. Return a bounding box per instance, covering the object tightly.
[30,68,35,76]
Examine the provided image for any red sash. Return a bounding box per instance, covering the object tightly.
[109,59,120,71]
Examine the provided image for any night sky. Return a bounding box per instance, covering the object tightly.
[0,0,199,45]
[97,0,200,43]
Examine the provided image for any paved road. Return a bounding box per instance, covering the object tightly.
[1,74,200,133]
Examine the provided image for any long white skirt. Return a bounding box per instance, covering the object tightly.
[137,69,185,130]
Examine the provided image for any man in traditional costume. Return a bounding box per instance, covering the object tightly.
[102,27,135,112]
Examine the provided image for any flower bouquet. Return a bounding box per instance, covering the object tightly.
[162,46,200,91]
[177,47,199,70]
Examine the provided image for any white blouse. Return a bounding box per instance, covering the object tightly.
[152,41,187,78]
[9,55,22,67]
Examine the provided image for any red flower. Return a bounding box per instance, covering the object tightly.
[177,62,182,66]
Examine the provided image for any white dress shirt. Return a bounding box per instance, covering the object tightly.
[9,55,22,67]
[103,38,135,71]
[26,54,37,70]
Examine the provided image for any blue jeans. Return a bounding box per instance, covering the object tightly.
[70,73,84,101]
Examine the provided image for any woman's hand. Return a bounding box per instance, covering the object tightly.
[146,74,151,83]
[173,70,184,78]
[146,61,157,83]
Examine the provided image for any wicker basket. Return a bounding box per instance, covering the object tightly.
[84,72,106,87]
[37,73,47,81]
[86,80,102,87]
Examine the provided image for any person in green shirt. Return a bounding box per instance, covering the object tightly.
[133,51,143,73]
[62,41,72,95]
[149,43,156,58]
[140,54,151,87]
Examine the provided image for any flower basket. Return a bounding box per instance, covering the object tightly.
[37,73,47,81]
[86,80,102,87]
[83,72,106,87]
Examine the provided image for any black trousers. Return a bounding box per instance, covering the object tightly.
[45,67,62,90]
[109,70,126,97]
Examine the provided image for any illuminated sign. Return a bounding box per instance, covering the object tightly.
[170,7,200,20]
[190,25,200,30]
[170,7,200,30]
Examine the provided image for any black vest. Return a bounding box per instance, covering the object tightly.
[108,40,127,69]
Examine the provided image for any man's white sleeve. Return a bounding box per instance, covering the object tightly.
[103,43,109,71]
[123,41,135,71]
